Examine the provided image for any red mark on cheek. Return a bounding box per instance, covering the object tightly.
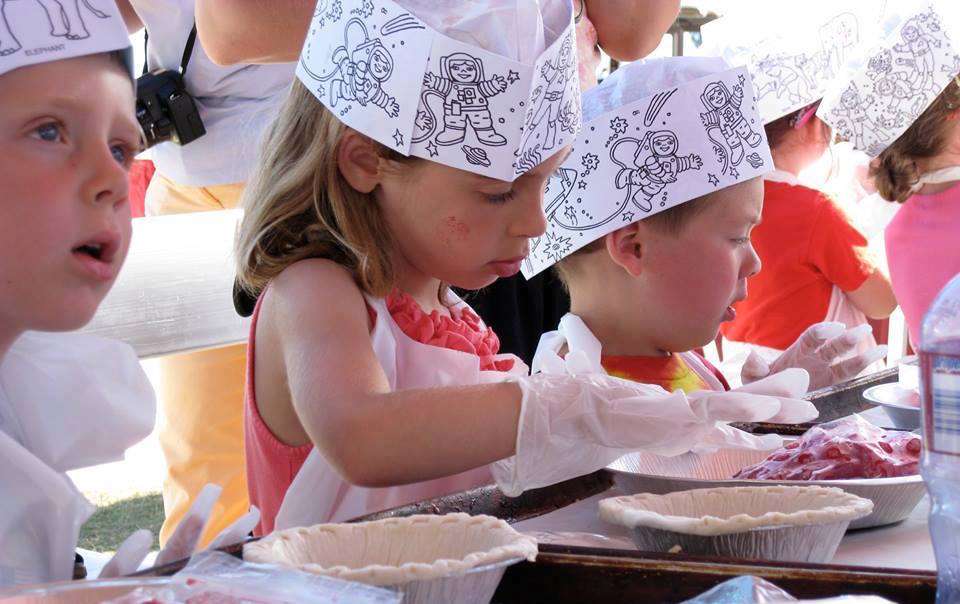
[438,216,470,246]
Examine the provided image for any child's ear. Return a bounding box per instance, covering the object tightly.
[337,128,382,194]
[605,222,644,277]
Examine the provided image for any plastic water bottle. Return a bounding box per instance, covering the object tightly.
[920,272,960,604]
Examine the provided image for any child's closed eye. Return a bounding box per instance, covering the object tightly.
[484,190,515,204]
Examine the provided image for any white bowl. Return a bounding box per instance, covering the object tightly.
[243,513,536,604]
[599,486,873,563]
[863,383,921,431]
[609,448,926,529]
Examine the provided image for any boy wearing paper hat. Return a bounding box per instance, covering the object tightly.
[524,57,882,395]
[694,4,895,389]
[0,0,149,585]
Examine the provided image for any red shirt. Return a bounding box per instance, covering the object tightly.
[721,178,874,350]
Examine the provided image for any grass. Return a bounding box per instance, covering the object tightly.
[78,491,165,553]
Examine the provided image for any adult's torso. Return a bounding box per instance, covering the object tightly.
[133,0,295,186]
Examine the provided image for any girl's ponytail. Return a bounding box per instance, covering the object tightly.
[869,78,960,203]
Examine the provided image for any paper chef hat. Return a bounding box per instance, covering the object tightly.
[0,0,132,79]
[695,3,882,124]
[818,1,960,157]
[522,57,773,279]
[297,0,581,181]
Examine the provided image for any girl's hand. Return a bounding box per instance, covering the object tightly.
[493,371,817,497]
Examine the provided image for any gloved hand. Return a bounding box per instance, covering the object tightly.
[99,529,152,579]
[741,322,888,391]
[155,484,221,567]
[491,370,817,497]
[101,485,261,576]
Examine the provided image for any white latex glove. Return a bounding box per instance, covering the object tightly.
[741,322,888,392]
[492,370,817,497]
[155,485,261,567]
[206,506,260,551]
[154,484,221,567]
[99,529,153,579]
[100,498,259,577]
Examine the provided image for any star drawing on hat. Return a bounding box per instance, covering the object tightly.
[707,173,719,187]
[426,140,439,157]
[544,231,573,262]
[393,129,404,147]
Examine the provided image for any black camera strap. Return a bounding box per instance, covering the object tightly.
[142,23,198,77]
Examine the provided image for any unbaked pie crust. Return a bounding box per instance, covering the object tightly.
[244,513,537,586]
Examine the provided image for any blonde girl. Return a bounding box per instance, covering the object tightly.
[235,0,813,536]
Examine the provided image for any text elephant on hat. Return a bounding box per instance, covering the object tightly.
[0,0,109,56]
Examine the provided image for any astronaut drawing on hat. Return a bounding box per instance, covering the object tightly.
[521,34,577,153]
[832,82,886,151]
[893,13,944,95]
[611,130,702,212]
[329,18,400,118]
[699,80,763,167]
[423,52,508,146]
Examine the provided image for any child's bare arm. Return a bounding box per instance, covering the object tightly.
[587,0,680,61]
[845,269,898,320]
[195,0,313,65]
[113,0,143,32]
[264,259,522,488]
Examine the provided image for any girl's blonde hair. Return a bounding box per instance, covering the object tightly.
[869,77,960,203]
[235,79,413,299]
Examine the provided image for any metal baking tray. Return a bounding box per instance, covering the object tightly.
[134,542,936,603]
[734,367,898,435]
[492,544,936,603]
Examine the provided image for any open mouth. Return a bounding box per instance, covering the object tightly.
[72,232,119,265]
[73,242,105,261]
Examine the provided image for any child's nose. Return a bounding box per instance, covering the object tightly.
[511,190,548,239]
[82,146,129,210]
[744,242,762,279]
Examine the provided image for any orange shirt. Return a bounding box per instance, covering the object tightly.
[721,177,874,350]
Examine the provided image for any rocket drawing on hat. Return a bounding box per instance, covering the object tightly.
[0,0,111,56]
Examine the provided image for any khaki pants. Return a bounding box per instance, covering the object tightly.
[146,174,249,548]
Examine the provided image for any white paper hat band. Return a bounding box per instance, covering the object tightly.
[0,0,132,78]
[297,0,581,181]
[522,63,773,278]
[696,3,882,125]
[818,3,960,157]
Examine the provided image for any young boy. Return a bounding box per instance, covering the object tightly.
[0,1,161,585]
[523,57,880,394]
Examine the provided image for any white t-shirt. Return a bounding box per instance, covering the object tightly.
[132,0,295,186]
